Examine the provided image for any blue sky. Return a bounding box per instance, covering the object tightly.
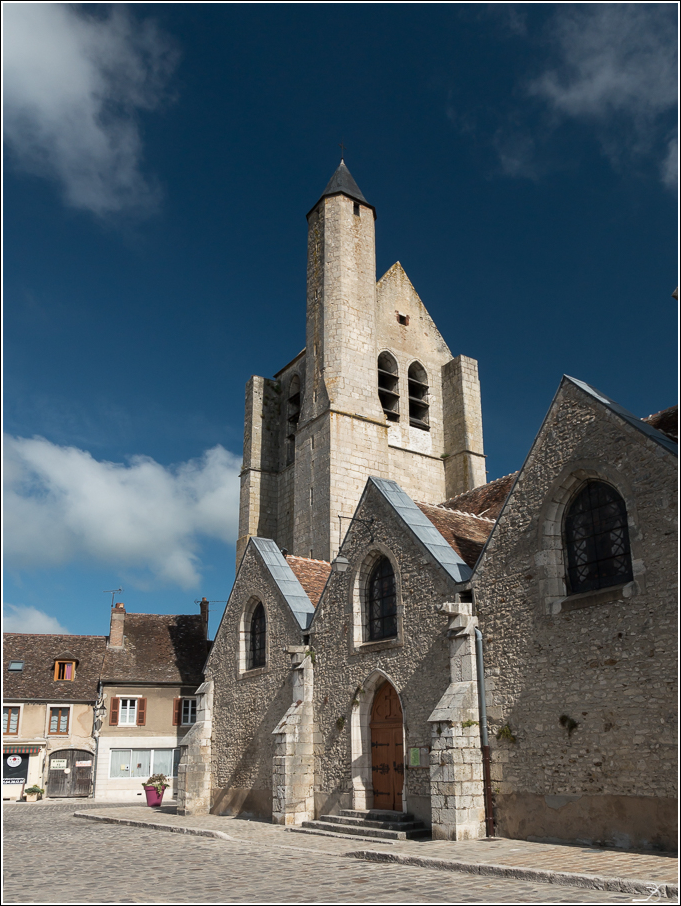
[3,3,678,638]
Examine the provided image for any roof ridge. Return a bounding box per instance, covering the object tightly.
[416,501,496,523]
[285,554,331,566]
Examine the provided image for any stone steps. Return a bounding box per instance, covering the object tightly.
[289,808,430,842]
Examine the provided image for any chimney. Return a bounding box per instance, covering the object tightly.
[199,597,209,637]
[109,602,126,648]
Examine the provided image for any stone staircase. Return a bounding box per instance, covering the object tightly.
[287,808,430,843]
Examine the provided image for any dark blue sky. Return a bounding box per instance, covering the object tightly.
[4,3,678,637]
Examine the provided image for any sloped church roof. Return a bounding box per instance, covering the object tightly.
[308,159,375,216]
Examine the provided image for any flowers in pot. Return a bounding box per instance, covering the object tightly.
[142,773,169,807]
[24,785,45,802]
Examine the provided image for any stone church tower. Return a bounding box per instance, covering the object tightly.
[236,161,486,564]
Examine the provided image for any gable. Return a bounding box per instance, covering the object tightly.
[376,262,452,359]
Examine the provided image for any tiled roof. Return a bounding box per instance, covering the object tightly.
[438,472,518,520]
[415,503,493,569]
[642,405,678,443]
[285,555,331,608]
[3,634,107,702]
[101,614,207,685]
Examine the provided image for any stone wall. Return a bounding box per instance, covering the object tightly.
[207,544,303,818]
[472,382,677,850]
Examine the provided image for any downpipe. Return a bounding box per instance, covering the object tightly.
[474,627,495,837]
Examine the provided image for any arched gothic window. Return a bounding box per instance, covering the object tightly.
[367,557,397,641]
[377,352,399,421]
[250,602,266,669]
[408,361,429,429]
[564,481,633,595]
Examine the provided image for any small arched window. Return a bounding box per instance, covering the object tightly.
[367,557,397,641]
[286,375,301,465]
[377,352,399,421]
[250,602,266,669]
[408,362,429,430]
[564,481,633,595]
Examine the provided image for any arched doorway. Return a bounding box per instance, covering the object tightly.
[370,681,404,812]
[46,749,93,798]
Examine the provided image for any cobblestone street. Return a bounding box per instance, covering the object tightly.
[3,803,672,904]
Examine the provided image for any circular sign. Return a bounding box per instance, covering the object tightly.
[6,755,22,768]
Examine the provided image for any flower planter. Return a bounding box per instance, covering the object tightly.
[143,784,167,807]
[25,793,39,802]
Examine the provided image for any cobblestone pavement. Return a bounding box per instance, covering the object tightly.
[3,803,672,904]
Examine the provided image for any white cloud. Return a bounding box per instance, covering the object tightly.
[4,436,241,589]
[3,604,70,635]
[528,4,677,186]
[3,4,178,215]
[660,135,678,191]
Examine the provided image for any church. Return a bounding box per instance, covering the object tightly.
[177,161,677,851]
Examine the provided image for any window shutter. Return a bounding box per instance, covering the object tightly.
[109,697,119,726]
[137,698,147,726]
[172,698,181,726]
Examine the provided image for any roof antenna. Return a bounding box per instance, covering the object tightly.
[104,587,123,608]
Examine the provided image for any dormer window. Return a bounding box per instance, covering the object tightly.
[54,660,76,681]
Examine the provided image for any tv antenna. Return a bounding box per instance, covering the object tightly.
[104,588,123,608]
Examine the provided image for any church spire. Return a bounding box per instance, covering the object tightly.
[308,159,375,217]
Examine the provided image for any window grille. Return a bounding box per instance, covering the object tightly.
[367,557,397,641]
[564,481,633,595]
[250,603,266,669]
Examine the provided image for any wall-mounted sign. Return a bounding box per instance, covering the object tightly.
[50,758,67,770]
[75,760,92,767]
[3,778,25,784]
[408,747,430,768]
[6,756,22,769]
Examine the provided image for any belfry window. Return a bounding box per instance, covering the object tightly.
[250,602,266,669]
[286,375,301,465]
[564,481,633,595]
[377,353,400,422]
[408,362,429,430]
[367,557,397,641]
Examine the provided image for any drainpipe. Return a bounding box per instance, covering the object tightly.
[474,627,495,837]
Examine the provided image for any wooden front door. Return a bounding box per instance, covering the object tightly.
[46,749,93,798]
[370,681,404,812]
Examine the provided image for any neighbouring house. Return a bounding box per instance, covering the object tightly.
[178,160,677,851]
[3,634,106,800]
[95,602,209,801]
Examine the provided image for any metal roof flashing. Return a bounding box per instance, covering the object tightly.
[251,537,316,630]
[369,478,472,584]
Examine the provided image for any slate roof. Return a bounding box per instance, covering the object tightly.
[566,376,677,455]
[308,160,374,216]
[439,472,518,520]
[285,555,332,608]
[370,478,472,583]
[101,614,207,685]
[252,538,316,630]
[642,405,678,443]
[3,634,107,702]
[415,503,494,569]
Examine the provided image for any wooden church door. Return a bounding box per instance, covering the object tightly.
[370,681,404,812]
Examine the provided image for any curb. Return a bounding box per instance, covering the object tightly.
[345,850,679,900]
[73,811,234,843]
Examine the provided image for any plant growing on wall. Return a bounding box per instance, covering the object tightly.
[336,716,345,731]
[559,714,579,737]
[496,724,516,743]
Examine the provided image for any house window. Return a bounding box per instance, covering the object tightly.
[3,706,20,735]
[54,660,76,681]
[118,699,138,726]
[173,698,197,726]
[109,748,180,779]
[564,480,633,595]
[49,707,70,735]
[377,352,400,422]
[367,557,397,641]
[408,361,429,429]
[250,602,266,669]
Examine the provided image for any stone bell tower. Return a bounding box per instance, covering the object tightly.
[236,160,486,565]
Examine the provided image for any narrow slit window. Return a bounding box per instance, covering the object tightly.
[367,557,398,641]
[250,603,266,669]
[286,375,301,465]
[377,352,400,422]
[408,362,429,430]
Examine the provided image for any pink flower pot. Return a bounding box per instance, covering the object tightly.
[143,785,167,807]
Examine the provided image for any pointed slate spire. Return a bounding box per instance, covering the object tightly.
[308,159,375,217]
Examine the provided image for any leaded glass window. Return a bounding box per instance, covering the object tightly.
[564,481,633,595]
[250,603,266,669]
[367,557,397,641]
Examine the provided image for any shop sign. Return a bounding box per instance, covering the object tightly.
[75,760,92,767]
[6,755,23,769]
[50,758,68,770]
